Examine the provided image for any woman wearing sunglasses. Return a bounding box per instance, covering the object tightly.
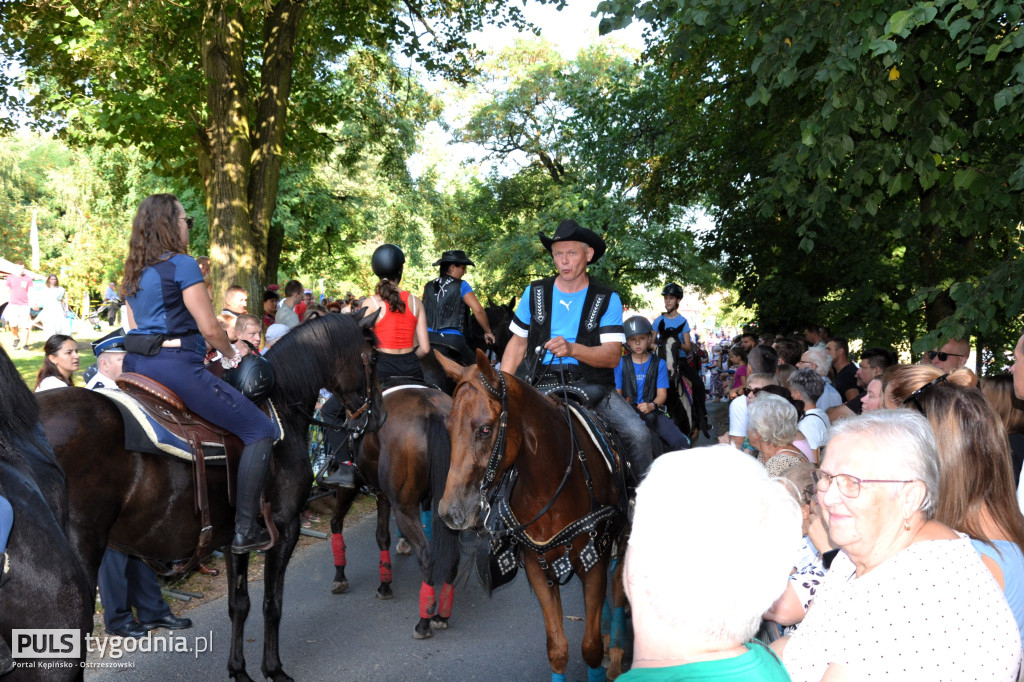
[775,410,1021,680]
[121,194,277,553]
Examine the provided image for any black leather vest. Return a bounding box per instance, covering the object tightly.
[620,355,660,404]
[518,276,619,388]
[423,275,466,333]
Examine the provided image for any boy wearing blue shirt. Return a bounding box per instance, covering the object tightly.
[616,316,691,452]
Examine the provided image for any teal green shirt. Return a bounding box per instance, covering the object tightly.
[618,642,791,681]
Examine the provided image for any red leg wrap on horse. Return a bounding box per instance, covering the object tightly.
[438,582,454,618]
[331,533,346,567]
[379,550,392,583]
[419,582,437,618]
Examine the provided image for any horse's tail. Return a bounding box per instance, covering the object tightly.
[427,413,460,586]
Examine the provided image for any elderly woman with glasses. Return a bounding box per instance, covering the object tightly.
[774,410,1021,680]
[884,364,1024,640]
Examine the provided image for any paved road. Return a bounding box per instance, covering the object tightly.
[85,512,601,681]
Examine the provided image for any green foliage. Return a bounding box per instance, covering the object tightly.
[594,0,1024,364]
[446,38,719,309]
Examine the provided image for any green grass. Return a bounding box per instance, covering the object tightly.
[4,322,114,388]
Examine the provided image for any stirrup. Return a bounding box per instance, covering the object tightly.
[320,462,359,489]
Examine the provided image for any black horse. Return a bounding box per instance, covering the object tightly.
[37,312,384,682]
[0,348,91,680]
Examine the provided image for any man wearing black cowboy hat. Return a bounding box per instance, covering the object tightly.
[423,249,496,365]
[502,219,653,479]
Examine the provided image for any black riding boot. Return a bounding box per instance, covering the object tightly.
[231,437,273,554]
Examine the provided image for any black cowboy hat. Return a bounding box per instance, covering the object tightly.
[538,219,606,262]
[433,250,476,267]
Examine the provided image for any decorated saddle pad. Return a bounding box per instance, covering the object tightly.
[95,388,282,463]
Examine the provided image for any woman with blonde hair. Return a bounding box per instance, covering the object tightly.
[885,364,1024,638]
[981,374,1024,493]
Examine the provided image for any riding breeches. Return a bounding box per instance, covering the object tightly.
[123,348,276,445]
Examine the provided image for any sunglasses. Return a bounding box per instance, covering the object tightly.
[742,386,765,397]
[926,350,964,362]
[902,374,948,415]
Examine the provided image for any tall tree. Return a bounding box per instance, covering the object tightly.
[598,0,1024,353]
[0,0,534,306]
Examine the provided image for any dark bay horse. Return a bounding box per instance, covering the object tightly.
[327,385,460,638]
[435,351,628,680]
[0,348,91,680]
[36,312,384,682]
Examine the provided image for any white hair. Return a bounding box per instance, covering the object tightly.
[826,409,940,518]
[625,445,801,648]
[804,347,830,377]
[749,393,799,446]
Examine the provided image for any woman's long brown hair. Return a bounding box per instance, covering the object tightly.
[375,278,406,313]
[34,334,75,389]
[890,365,1024,554]
[121,194,186,297]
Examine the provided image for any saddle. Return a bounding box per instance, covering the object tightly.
[105,372,280,575]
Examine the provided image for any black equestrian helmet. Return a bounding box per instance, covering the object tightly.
[224,353,276,405]
[371,244,405,281]
[661,282,684,298]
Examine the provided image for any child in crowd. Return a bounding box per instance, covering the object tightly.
[615,316,690,452]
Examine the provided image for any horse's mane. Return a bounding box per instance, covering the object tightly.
[265,314,373,418]
[0,346,41,453]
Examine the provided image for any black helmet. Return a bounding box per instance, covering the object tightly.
[371,244,405,281]
[223,353,276,405]
[624,316,653,338]
[661,282,684,298]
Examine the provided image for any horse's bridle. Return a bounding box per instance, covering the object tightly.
[477,369,509,488]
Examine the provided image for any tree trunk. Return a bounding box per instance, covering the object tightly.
[201,0,256,312]
[251,0,306,287]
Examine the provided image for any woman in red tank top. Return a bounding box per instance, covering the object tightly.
[360,243,429,383]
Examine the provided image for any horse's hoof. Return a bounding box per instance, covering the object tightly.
[331,580,348,594]
[395,538,412,555]
[376,584,393,600]
[607,648,624,680]
[430,615,449,630]
[413,618,433,639]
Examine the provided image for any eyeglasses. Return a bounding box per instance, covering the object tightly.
[811,470,915,498]
[926,350,964,362]
[180,215,194,231]
[742,386,765,397]
[902,374,948,415]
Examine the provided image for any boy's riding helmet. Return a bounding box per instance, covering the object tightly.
[371,244,405,281]
[624,316,653,339]
[661,282,684,298]
[223,353,276,405]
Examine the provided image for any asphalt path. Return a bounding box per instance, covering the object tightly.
[84,512,600,681]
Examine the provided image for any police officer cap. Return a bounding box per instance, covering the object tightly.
[661,282,684,298]
[371,244,405,280]
[223,353,276,405]
[91,329,127,356]
[433,250,476,267]
[538,219,606,263]
[624,316,653,338]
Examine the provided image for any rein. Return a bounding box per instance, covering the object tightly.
[476,366,624,585]
[289,351,379,437]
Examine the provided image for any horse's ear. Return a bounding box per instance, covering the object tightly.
[476,349,500,385]
[657,320,666,335]
[435,350,465,381]
[358,308,380,329]
[350,307,366,322]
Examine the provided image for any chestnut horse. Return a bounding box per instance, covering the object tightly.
[0,348,91,680]
[435,351,628,681]
[327,385,461,639]
[36,312,384,682]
